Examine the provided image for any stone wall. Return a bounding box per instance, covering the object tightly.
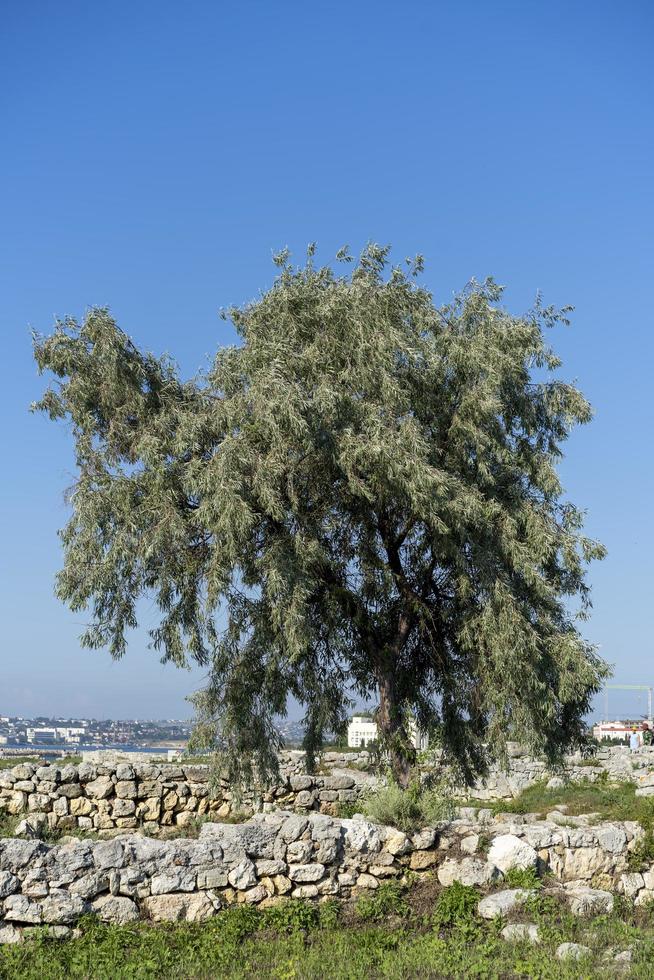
[1,807,652,940]
[0,754,372,835]
[2,746,654,836]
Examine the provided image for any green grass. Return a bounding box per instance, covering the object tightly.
[475,774,654,825]
[2,886,654,979]
[0,756,40,770]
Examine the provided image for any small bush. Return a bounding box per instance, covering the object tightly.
[433,882,479,927]
[355,881,410,922]
[503,866,542,889]
[262,899,321,933]
[361,781,453,833]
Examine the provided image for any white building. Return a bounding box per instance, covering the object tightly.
[26,727,58,743]
[592,721,640,742]
[347,716,429,750]
[347,716,378,748]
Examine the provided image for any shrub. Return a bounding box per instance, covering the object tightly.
[503,866,542,889]
[355,881,410,922]
[361,781,453,833]
[433,882,479,927]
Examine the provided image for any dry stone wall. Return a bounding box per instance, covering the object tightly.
[0,755,371,835]
[2,745,654,834]
[1,808,652,939]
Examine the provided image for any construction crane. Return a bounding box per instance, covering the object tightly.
[603,685,653,725]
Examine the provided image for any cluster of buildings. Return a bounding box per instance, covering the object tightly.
[0,715,191,751]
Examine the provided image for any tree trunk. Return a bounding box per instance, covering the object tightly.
[376,666,412,789]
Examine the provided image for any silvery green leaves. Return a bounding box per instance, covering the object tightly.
[33,244,608,789]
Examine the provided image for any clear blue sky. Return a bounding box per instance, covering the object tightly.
[1,1,652,721]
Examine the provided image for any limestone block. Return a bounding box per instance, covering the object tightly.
[41,891,90,925]
[488,835,538,873]
[115,781,137,800]
[556,942,591,961]
[0,925,22,944]
[150,870,196,894]
[501,923,540,943]
[291,884,319,898]
[228,860,258,890]
[566,887,614,916]
[286,840,314,864]
[142,893,214,922]
[478,889,534,919]
[437,858,497,888]
[92,840,124,870]
[409,850,438,871]
[288,863,325,883]
[0,871,20,897]
[92,895,139,924]
[3,895,43,923]
[355,873,379,890]
[85,777,114,800]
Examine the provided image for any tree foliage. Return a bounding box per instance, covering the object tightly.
[33,244,608,787]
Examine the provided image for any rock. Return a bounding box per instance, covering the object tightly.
[409,850,438,870]
[228,860,258,890]
[69,871,110,899]
[384,830,411,856]
[356,873,379,889]
[438,858,497,887]
[115,781,137,800]
[478,889,534,919]
[92,840,124,870]
[41,892,90,925]
[0,839,46,872]
[0,871,20,897]
[620,872,644,899]
[614,949,632,963]
[411,829,437,850]
[460,834,480,854]
[85,777,114,800]
[288,863,325,883]
[566,887,614,916]
[342,818,381,854]
[546,777,565,790]
[487,835,538,873]
[3,895,43,923]
[556,942,591,961]
[289,776,313,792]
[92,895,140,924]
[197,868,229,889]
[597,825,627,854]
[501,923,540,943]
[321,775,355,790]
[0,925,22,944]
[150,870,196,894]
[142,893,214,922]
[291,884,319,898]
[286,839,314,863]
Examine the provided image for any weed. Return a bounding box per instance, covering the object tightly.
[432,882,479,927]
[355,881,411,921]
[503,866,542,889]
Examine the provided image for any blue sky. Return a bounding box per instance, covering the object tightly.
[1,1,652,721]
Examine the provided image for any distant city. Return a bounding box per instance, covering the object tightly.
[0,714,309,756]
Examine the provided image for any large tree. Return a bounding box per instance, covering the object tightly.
[33,244,608,787]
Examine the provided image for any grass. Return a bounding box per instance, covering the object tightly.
[0,756,40,770]
[474,773,654,824]
[2,882,654,979]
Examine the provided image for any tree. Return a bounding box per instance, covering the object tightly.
[32,244,608,788]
